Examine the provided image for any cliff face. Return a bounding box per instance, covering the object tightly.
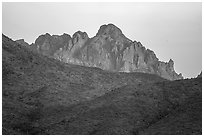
[16,24,183,80]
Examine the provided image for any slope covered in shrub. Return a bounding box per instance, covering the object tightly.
[2,34,202,135]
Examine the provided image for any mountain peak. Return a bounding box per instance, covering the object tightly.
[96,23,123,36]
[45,33,51,37]
[16,39,30,47]
[168,59,174,65]
[72,31,88,39]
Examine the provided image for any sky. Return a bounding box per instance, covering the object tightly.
[2,2,202,78]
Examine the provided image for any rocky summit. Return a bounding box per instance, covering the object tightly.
[16,24,183,80]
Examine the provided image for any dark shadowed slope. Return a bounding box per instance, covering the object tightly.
[38,78,201,135]
[2,34,201,135]
[139,90,202,135]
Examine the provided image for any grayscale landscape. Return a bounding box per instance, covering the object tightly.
[2,2,202,135]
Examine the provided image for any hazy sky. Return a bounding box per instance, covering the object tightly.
[2,2,202,78]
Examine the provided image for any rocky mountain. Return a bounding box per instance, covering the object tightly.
[16,24,183,80]
[2,34,201,135]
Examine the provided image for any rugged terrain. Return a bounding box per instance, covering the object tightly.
[16,24,183,80]
[2,34,202,135]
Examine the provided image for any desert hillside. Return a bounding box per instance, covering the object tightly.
[2,34,202,135]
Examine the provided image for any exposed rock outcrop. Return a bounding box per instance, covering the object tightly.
[16,24,183,80]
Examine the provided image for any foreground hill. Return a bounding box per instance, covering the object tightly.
[3,34,201,135]
[139,90,202,135]
[16,24,183,80]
